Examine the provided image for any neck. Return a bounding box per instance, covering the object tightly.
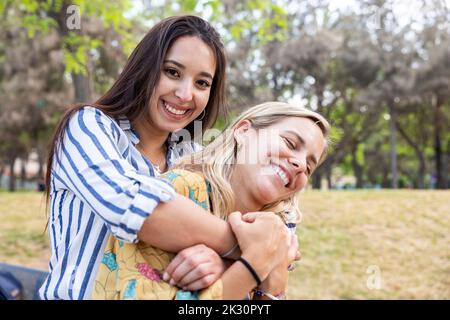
[230,168,261,214]
[133,118,169,155]
[133,118,169,172]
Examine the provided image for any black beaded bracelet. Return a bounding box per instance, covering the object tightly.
[237,257,262,286]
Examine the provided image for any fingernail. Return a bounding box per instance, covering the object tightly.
[169,279,175,286]
[162,272,169,281]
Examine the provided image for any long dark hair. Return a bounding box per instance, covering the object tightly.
[45,15,227,202]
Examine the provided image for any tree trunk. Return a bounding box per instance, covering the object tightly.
[326,165,333,189]
[388,103,398,189]
[49,3,93,104]
[442,148,449,189]
[20,159,27,189]
[312,170,322,189]
[37,150,44,180]
[351,147,364,188]
[0,166,4,187]
[396,120,426,189]
[382,166,390,188]
[72,72,92,103]
[417,158,426,189]
[8,157,16,192]
[434,97,445,189]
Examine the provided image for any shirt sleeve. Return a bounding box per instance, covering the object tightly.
[52,107,175,243]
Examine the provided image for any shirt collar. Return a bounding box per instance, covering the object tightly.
[117,116,140,145]
[117,116,180,166]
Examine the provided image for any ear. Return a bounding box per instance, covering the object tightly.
[233,119,252,145]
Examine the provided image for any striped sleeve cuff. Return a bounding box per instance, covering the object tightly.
[115,174,176,243]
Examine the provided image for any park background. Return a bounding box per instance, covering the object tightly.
[0,0,448,299]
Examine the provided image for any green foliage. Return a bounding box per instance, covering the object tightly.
[355,143,365,165]
[328,126,344,149]
[18,131,30,146]
[180,0,198,12]
[8,0,133,75]
[21,14,58,38]
[63,33,102,75]
[1,0,449,190]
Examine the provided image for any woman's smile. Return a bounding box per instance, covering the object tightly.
[160,98,194,120]
[271,163,291,188]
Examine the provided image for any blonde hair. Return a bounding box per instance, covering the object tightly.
[174,101,331,223]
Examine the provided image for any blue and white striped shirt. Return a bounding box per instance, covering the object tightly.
[39,106,201,300]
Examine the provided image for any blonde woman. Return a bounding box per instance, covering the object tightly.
[93,102,330,300]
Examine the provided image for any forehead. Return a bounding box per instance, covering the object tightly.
[263,116,326,153]
[165,36,216,73]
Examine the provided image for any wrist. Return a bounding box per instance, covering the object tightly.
[220,242,239,258]
[252,288,286,300]
[240,253,270,280]
[237,256,262,287]
[259,265,288,293]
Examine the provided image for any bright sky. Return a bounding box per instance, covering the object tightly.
[329,0,450,30]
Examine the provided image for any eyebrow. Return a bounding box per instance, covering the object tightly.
[285,130,318,166]
[164,59,214,80]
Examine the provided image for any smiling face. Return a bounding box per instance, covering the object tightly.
[232,116,326,209]
[147,36,216,134]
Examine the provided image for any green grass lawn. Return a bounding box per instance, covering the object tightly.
[0,190,449,299]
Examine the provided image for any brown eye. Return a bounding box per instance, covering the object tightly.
[164,67,179,77]
[196,79,211,88]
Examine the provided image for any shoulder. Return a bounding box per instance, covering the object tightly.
[73,106,115,124]
[160,169,210,210]
[66,106,117,130]
[161,169,206,190]
[65,106,123,141]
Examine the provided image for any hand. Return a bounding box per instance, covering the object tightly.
[228,211,291,280]
[288,234,300,265]
[255,235,297,300]
[163,244,226,291]
[255,261,289,300]
[243,213,301,266]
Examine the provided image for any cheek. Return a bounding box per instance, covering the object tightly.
[196,90,211,109]
[155,76,172,94]
[294,174,308,191]
[267,142,289,160]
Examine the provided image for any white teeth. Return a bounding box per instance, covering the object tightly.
[273,165,289,187]
[164,102,188,115]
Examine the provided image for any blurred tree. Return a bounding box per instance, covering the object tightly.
[0,0,448,190]
[1,0,134,103]
[415,5,450,189]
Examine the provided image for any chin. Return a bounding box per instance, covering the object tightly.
[157,119,191,134]
[256,184,281,205]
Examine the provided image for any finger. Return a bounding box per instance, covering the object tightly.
[241,213,256,223]
[183,274,217,291]
[176,262,214,288]
[164,252,186,281]
[169,255,201,285]
[241,211,271,222]
[165,245,205,281]
[227,211,243,228]
[287,234,298,262]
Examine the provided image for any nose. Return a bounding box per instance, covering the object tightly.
[289,156,307,175]
[175,80,193,102]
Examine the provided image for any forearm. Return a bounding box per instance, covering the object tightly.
[221,261,259,300]
[138,194,238,256]
[253,267,288,300]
